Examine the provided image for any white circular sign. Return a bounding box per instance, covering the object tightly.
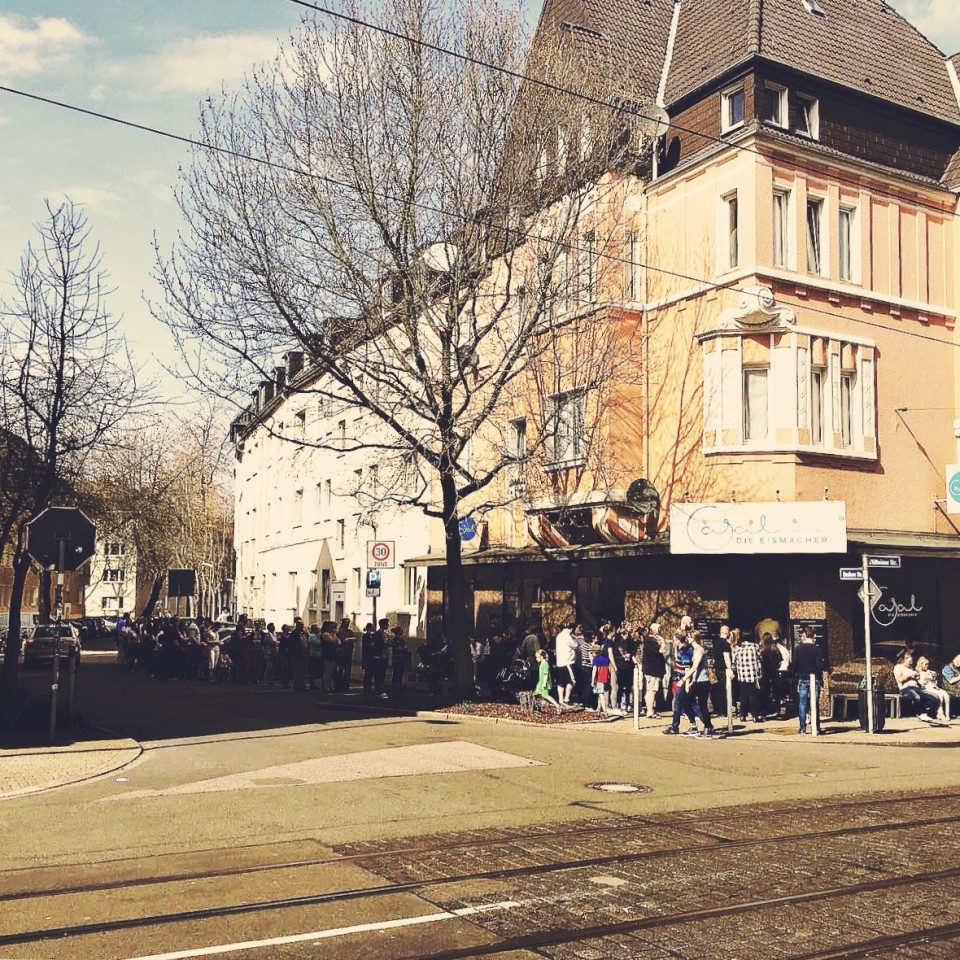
[371,542,391,562]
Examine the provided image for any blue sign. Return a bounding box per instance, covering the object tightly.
[459,517,477,541]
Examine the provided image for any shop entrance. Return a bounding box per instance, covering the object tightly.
[728,564,789,638]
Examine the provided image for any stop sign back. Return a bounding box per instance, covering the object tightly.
[26,506,97,571]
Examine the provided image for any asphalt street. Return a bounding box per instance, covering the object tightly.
[4,658,960,958]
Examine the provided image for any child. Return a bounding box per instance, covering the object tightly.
[533,648,562,713]
[917,656,950,722]
[591,645,613,717]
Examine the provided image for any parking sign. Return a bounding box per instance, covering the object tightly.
[367,540,395,569]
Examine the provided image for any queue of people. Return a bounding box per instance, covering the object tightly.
[114,612,416,697]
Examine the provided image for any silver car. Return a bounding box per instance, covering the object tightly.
[21,625,81,668]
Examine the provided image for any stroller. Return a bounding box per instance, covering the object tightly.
[494,657,534,703]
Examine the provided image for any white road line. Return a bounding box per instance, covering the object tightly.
[123,900,522,960]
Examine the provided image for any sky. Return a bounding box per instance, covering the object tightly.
[0,0,957,400]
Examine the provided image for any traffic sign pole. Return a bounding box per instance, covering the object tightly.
[862,552,875,735]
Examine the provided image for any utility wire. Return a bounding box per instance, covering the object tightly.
[0,78,954,350]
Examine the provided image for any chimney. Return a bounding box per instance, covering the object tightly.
[274,366,286,391]
[285,351,304,380]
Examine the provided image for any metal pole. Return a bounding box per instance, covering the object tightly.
[726,672,734,733]
[810,672,819,736]
[68,652,77,722]
[633,663,640,731]
[49,538,66,741]
[863,552,875,735]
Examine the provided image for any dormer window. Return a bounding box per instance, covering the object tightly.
[802,0,826,16]
[795,93,820,139]
[721,86,745,133]
[762,83,787,128]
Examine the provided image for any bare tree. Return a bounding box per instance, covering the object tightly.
[0,199,141,699]
[84,406,234,619]
[154,0,653,693]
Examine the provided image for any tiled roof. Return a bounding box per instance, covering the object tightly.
[534,0,960,127]
[665,0,960,125]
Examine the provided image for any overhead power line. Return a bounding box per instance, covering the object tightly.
[0,68,954,351]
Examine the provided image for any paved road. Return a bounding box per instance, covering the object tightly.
[5,659,960,958]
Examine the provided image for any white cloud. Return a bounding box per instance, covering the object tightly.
[136,32,283,96]
[0,15,92,79]
[891,0,960,55]
[45,186,125,218]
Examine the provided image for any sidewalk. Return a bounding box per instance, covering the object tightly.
[0,739,141,800]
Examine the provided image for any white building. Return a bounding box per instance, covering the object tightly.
[231,353,434,633]
[85,536,135,618]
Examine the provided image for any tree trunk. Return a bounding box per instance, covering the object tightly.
[140,575,164,619]
[440,472,473,698]
[0,550,31,704]
[38,569,52,624]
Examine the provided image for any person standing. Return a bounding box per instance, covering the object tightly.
[370,618,390,697]
[554,622,578,708]
[712,624,732,717]
[734,629,763,722]
[642,623,666,719]
[793,625,823,734]
[335,619,355,691]
[533,647,562,712]
[389,625,408,697]
[361,623,376,693]
[688,631,714,738]
[576,625,596,709]
[289,618,310,691]
[663,631,708,735]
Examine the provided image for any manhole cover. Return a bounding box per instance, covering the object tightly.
[585,781,650,794]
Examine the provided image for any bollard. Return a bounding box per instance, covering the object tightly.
[726,671,734,733]
[633,664,640,731]
[810,673,819,736]
[68,652,77,722]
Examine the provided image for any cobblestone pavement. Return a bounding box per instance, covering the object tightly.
[5,788,960,958]
[334,789,960,960]
[0,740,141,799]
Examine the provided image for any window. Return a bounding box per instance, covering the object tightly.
[839,206,856,282]
[369,464,379,492]
[723,193,739,270]
[404,566,419,606]
[840,373,855,447]
[580,231,597,303]
[102,568,125,582]
[337,519,346,550]
[321,569,331,609]
[338,420,346,450]
[721,86,745,132]
[624,230,639,301]
[795,94,819,139]
[293,409,305,438]
[105,542,124,557]
[806,197,823,274]
[743,368,769,441]
[293,488,303,526]
[811,368,826,444]
[762,83,787,128]
[772,190,790,268]
[549,391,587,465]
[324,479,332,509]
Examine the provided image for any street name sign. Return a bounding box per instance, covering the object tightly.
[839,568,864,581]
[867,555,901,568]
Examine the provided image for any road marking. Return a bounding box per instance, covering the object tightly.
[112,741,543,798]
[122,899,522,959]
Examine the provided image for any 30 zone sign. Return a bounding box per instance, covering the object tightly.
[367,540,396,569]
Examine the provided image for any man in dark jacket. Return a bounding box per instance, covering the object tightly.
[793,625,823,734]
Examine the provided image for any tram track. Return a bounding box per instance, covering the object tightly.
[3,802,960,950]
[3,785,958,905]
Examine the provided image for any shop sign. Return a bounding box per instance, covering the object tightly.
[791,619,828,648]
[869,581,923,628]
[946,464,960,515]
[669,502,847,555]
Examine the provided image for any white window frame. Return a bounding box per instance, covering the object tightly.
[721,85,745,133]
[811,367,826,445]
[548,390,587,468]
[806,196,824,275]
[840,371,856,448]
[795,93,820,139]
[772,189,792,269]
[720,191,739,272]
[839,205,859,283]
[762,83,788,128]
[742,367,770,442]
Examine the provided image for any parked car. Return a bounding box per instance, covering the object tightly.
[21,624,81,668]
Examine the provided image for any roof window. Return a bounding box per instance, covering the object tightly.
[802,0,826,16]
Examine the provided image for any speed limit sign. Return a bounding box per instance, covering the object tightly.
[367,540,396,569]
